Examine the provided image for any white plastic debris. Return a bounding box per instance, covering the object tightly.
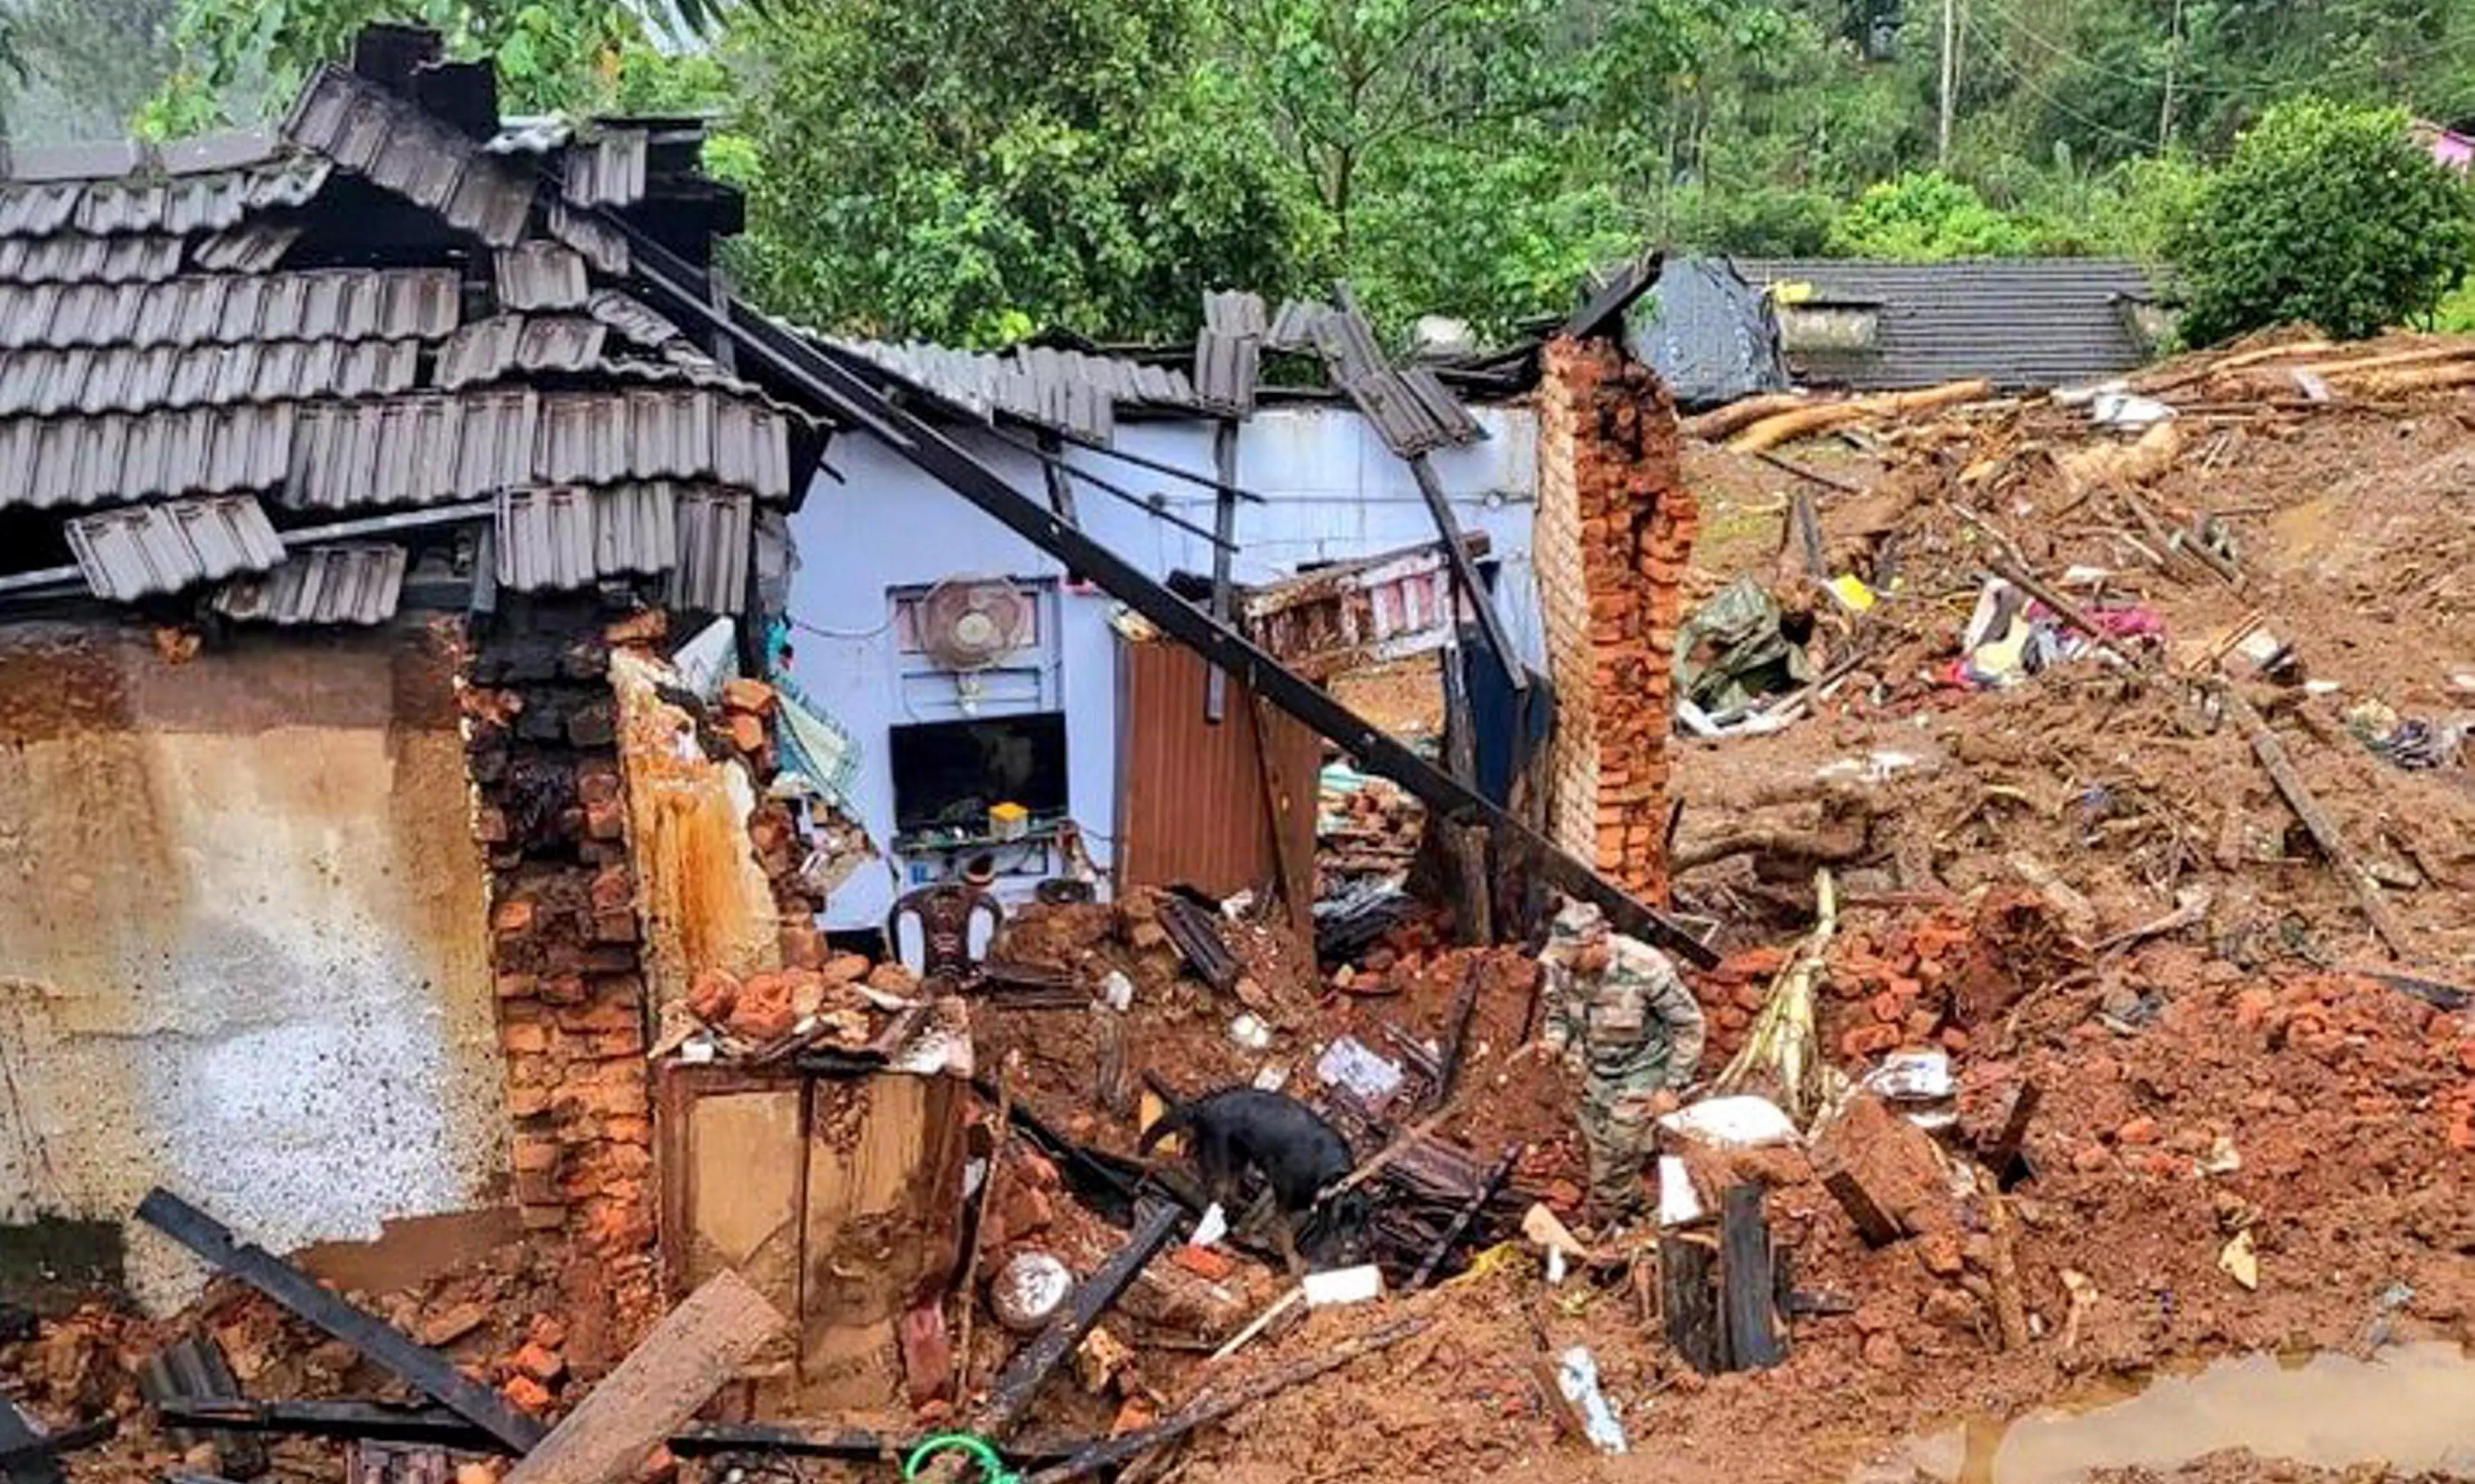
[1221,889,1256,920]
[1556,1347,1629,1454]
[1545,1246,1568,1286]
[1657,1156,1704,1228]
[1302,1264,1384,1308]
[2090,388,2176,428]
[1658,1094,1801,1149]
[1252,1064,1290,1092]
[1100,969,1135,1013]
[1815,749,1924,786]
[1228,1013,1273,1051]
[1189,1203,1230,1249]
[1315,1036,1404,1105]
[1863,1050,1954,1103]
[679,1036,717,1065]
[670,617,739,700]
[992,1251,1073,1333]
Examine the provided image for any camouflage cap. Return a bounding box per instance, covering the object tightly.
[1549,898,1609,944]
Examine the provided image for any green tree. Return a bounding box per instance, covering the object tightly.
[2172,97,2475,343]
[1826,169,2033,258]
[731,0,1312,345]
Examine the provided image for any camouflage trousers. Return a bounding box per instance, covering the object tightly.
[1577,1054,1672,1220]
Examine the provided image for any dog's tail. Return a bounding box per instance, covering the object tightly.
[1135,1099,1193,1157]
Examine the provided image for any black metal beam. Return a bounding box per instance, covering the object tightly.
[1407,456,1526,695]
[153,1400,498,1453]
[134,1191,546,1454]
[1205,417,1239,721]
[583,193,1716,966]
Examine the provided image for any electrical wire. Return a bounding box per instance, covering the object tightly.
[1977,0,2473,104]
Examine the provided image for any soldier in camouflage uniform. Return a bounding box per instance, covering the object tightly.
[1525,898,1707,1222]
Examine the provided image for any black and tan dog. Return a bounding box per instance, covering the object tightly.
[1138,1086,1352,1270]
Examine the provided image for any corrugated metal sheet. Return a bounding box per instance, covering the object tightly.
[282,66,532,246]
[560,129,647,207]
[588,289,682,348]
[211,542,406,623]
[63,491,283,598]
[546,201,629,275]
[0,338,419,415]
[191,222,303,275]
[1116,638,1318,897]
[1202,289,1267,338]
[0,403,296,508]
[1192,328,1257,417]
[495,242,589,310]
[669,486,750,612]
[1732,258,2158,390]
[285,390,537,509]
[495,482,678,591]
[0,267,459,350]
[0,233,184,283]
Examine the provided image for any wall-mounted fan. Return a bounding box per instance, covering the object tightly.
[917,576,1035,673]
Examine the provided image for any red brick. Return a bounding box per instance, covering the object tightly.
[511,1342,566,1385]
[779,923,827,971]
[588,866,633,913]
[502,1375,554,1414]
[493,899,535,935]
[591,911,639,944]
[1168,1245,1236,1281]
[1840,1023,1900,1060]
[512,1136,562,1173]
[584,798,627,841]
[495,973,539,1000]
[539,975,588,1006]
[721,678,777,715]
[2115,1116,2161,1147]
[725,713,768,756]
[502,1023,551,1055]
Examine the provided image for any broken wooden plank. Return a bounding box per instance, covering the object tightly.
[2352,967,2473,1013]
[1820,1170,1902,1247]
[1719,1185,1784,1371]
[1410,1143,1521,1289]
[1658,1233,1724,1375]
[1429,960,1486,1112]
[2216,681,2413,960]
[153,1400,492,1452]
[503,1270,787,1484]
[1985,1194,2031,1352]
[1247,692,1317,945]
[1986,557,2150,672]
[139,1337,269,1479]
[1438,645,1494,946]
[971,1201,1184,1440]
[1755,448,1866,496]
[135,1190,547,1455]
[1022,1315,1430,1484]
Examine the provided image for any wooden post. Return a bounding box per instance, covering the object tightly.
[1439,643,1494,946]
[1719,1185,1785,1370]
[1820,1170,1902,1247]
[1985,1081,2041,1190]
[1248,694,1316,945]
[2217,681,2413,959]
[1205,419,1240,721]
[1658,1233,1723,1375]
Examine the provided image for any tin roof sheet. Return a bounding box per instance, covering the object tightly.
[0,338,419,415]
[211,541,405,623]
[64,491,283,598]
[0,403,296,508]
[0,267,459,350]
[494,242,589,310]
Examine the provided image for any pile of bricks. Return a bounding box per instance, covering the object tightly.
[462,600,666,1369]
[720,677,836,973]
[1534,336,1699,904]
[1822,909,1975,1062]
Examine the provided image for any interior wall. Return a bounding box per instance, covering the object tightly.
[0,620,507,1313]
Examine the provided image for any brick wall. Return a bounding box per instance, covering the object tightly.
[1535,337,1698,904]
[461,601,664,1372]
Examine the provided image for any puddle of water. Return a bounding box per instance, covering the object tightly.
[1886,1342,2475,1483]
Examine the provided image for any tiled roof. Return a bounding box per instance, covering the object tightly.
[0,156,329,238]
[64,493,285,598]
[495,242,590,311]
[1731,257,2159,390]
[283,65,535,246]
[211,542,406,623]
[0,404,298,506]
[0,268,461,349]
[823,334,1201,443]
[0,339,421,415]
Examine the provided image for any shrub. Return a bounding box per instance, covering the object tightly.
[1825,170,2034,260]
[2172,98,2475,343]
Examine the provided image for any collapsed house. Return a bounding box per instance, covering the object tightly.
[0,24,1718,1478]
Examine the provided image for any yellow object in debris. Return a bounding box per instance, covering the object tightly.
[1828,574,1877,613]
[2219,1230,2260,1290]
[989,801,1029,840]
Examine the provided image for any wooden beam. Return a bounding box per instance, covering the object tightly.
[1408,456,1526,694]
[504,1271,786,1484]
[2217,681,2414,960]
[1429,958,1486,1112]
[1438,644,1495,946]
[1820,1170,1902,1247]
[1983,1081,2042,1191]
[1719,1185,1785,1370]
[1658,1233,1724,1375]
[135,1190,546,1455]
[1205,418,1241,721]
[153,1400,492,1452]
[1409,1143,1520,1289]
[1247,693,1316,945]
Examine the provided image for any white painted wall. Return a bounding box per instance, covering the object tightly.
[0,622,509,1313]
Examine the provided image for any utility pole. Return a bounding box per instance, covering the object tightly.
[1937,0,1958,166]
[2158,0,2184,151]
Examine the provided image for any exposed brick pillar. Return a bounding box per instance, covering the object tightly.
[1535,336,1698,905]
[460,600,662,1373]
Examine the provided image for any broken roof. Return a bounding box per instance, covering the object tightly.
[1732,257,2160,392]
[0,59,805,618]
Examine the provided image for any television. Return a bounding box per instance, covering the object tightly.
[888,712,1069,835]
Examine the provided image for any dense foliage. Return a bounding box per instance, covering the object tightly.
[0,0,2466,345]
[2172,99,2475,343]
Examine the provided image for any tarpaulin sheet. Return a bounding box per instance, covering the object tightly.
[1627,256,1789,409]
